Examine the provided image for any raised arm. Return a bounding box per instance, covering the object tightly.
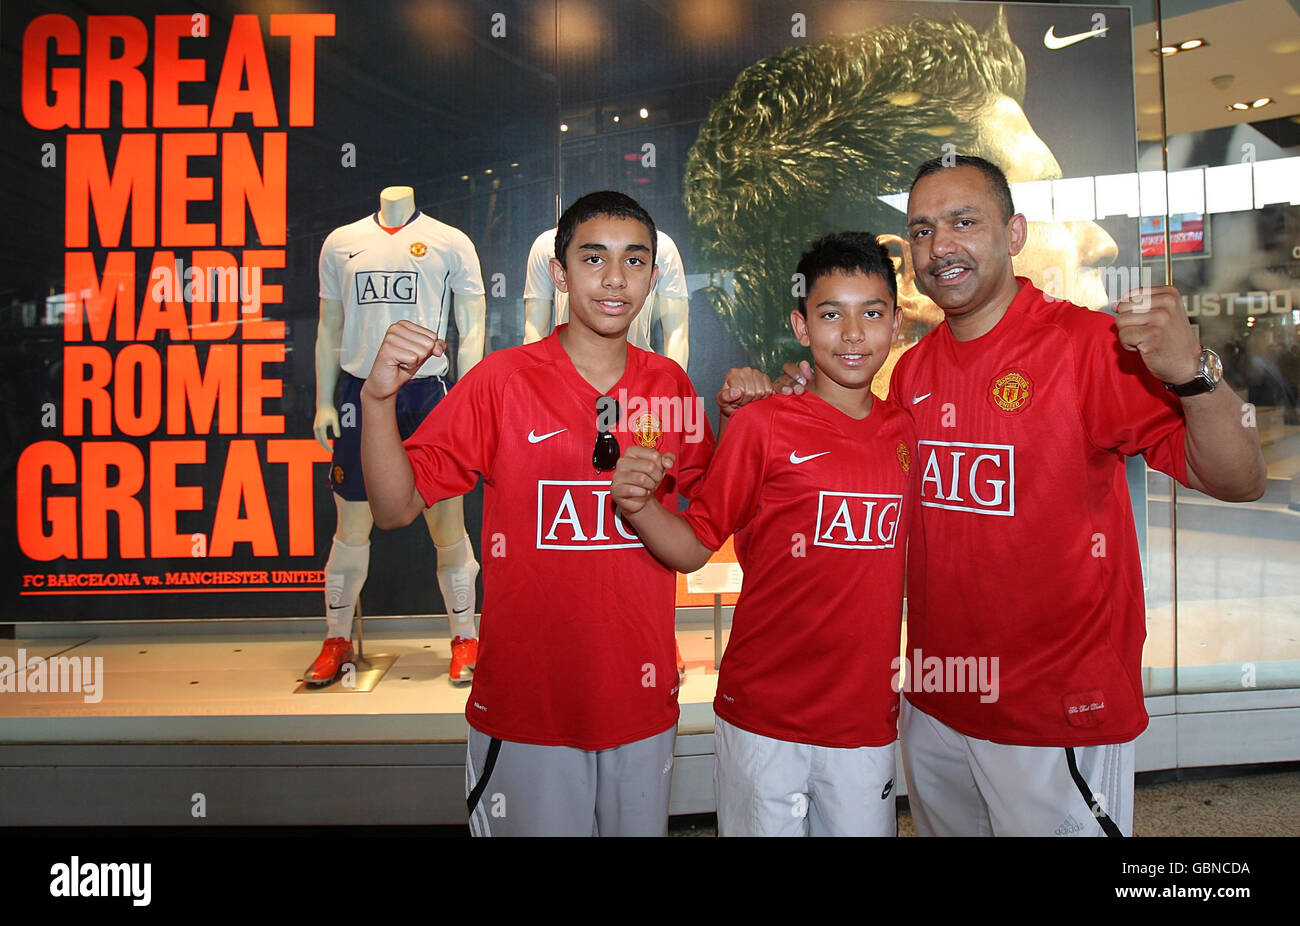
[361,321,446,528]
[1115,286,1266,501]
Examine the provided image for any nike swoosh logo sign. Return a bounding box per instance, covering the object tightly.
[527,428,567,444]
[1043,25,1108,49]
[789,451,830,465]
[348,249,367,259]
[912,393,932,405]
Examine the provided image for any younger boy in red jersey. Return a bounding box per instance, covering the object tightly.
[611,232,913,836]
[361,191,714,836]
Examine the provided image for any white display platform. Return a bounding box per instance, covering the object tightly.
[0,616,731,824]
[0,619,728,743]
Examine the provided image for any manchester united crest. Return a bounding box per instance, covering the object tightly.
[990,370,1032,414]
[631,413,661,448]
[895,441,911,472]
[409,242,427,257]
[332,464,345,485]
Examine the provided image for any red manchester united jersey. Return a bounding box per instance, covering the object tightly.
[403,328,714,749]
[889,279,1189,747]
[683,391,915,748]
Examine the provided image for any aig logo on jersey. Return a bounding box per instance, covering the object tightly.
[536,481,643,550]
[355,270,418,305]
[814,492,903,550]
[919,440,1015,517]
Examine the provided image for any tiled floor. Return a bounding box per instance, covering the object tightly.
[667,770,1300,836]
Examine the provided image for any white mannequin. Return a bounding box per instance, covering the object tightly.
[523,227,690,370]
[656,291,690,370]
[312,186,487,682]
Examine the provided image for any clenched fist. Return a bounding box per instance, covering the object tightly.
[610,446,676,516]
[362,320,446,402]
[716,366,777,420]
[1114,285,1201,385]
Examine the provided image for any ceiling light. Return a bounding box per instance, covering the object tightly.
[639,107,649,119]
[1226,97,1275,111]
[1152,38,1209,56]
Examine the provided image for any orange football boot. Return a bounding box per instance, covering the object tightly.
[449,635,478,686]
[304,636,354,685]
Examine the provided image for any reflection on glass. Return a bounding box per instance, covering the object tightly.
[1150,0,1300,694]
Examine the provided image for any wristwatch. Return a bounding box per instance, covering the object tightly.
[1164,347,1222,397]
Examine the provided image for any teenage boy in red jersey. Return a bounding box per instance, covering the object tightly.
[361,191,715,836]
[730,156,1266,836]
[612,232,914,836]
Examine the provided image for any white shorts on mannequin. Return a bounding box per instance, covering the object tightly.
[901,697,1135,837]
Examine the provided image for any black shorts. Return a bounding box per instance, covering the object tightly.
[328,371,452,501]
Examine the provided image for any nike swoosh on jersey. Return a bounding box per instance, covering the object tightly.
[348,249,367,258]
[789,451,830,465]
[527,428,568,444]
[912,393,932,405]
[1043,25,1108,49]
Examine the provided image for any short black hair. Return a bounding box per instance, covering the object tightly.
[794,231,898,316]
[554,191,657,267]
[910,154,1016,223]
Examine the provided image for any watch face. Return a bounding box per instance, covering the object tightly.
[1203,348,1223,384]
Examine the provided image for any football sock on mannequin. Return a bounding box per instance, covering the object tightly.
[436,535,479,640]
[324,538,370,640]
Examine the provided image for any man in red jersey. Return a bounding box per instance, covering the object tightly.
[361,191,714,836]
[725,156,1265,836]
[614,232,914,836]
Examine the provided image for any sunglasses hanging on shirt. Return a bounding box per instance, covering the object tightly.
[593,396,621,471]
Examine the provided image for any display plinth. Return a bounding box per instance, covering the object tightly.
[0,617,734,824]
[293,653,397,694]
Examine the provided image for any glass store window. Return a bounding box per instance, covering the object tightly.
[1128,0,1300,698]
